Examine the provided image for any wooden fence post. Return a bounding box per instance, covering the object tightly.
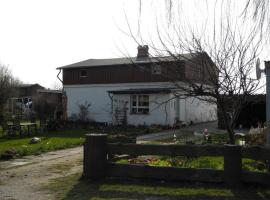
[83,133,107,180]
[224,144,242,185]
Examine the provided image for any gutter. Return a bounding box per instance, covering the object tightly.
[57,69,63,84]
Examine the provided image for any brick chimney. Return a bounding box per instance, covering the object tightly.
[265,61,270,69]
[137,45,149,59]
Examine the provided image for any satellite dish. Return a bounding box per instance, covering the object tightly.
[256,58,264,80]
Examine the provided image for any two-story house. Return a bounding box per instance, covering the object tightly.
[57,45,217,126]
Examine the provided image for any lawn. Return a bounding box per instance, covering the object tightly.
[0,125,268,173]
[120,132,268,173]
[116,155,268,173]
[0,129,86,159]
[0,125,150,159]
[45,173,270,200]
[1,125,269,199]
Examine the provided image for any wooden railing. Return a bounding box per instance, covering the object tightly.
[83,134,270,185]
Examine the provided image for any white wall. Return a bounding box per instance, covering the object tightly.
[64,82,217,125]
[180,96,217,123]
[112,93,174,126]
[64,82,174,123]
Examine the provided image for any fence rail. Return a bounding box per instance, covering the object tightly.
[83,134,270,185]
[241,146,270,160]
[107,163,224,183]
[108,143,225,157]
[108,143,270,160]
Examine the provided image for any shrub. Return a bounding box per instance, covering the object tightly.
[77,101,91,122]
[245,133,266,145]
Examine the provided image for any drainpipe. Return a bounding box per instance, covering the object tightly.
[57,69,62,83]
[57,69,63,91]
[176,97,180,121]
[107,92,114,124]
[265,61,270,146]
[107,92,113,114]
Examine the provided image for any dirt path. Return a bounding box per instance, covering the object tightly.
[0,147,83,200]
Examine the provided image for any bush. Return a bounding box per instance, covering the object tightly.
[77,101,91,122]
[245,133,266,145]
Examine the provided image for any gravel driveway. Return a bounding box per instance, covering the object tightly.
[0,147,83,200]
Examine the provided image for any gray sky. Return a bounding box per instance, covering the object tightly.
[0,0,139,88]
[0,0,269,88]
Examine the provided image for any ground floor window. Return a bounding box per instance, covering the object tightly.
[131,95,149,114]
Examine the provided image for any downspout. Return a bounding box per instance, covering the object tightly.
[57,68,67,120]
[107,92,113,113]
[57,69,63,90]
[176,97,180,121]
[107,92,113,124]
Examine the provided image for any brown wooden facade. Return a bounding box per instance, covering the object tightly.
[62,62,187,85]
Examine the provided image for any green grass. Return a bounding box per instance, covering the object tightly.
[140,132,268,172]
[44,173,270,200]
[0,126,268,172]
[117,156,224,169]
[0,125,149,159]
[0,129,86,159]
[116,156,268,172]
[175,156,224,170]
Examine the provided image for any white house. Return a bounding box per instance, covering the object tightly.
[57,45,217,126]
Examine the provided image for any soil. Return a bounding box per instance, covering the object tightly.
[0,147,83,200]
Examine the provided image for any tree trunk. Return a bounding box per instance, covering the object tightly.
[227,126,235,144]
[0,105,4,124]
[219,102,235,144]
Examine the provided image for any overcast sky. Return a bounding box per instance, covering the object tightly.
[0,0,269,88]
[0,0,139,88]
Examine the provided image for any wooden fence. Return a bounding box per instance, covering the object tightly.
[83,134,270,185]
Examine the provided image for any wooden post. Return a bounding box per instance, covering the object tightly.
[83,133,107,180]
[224,144,242,185]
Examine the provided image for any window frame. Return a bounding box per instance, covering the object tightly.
[151,64,162,75]
[80,70,88,78]
[130,94,149,115]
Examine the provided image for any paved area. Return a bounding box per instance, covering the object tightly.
[136,121,226,143]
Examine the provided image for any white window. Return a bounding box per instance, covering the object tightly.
[131,95,149,114]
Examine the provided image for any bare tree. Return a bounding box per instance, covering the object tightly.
[242,0,270,34]
[77,101,91,122]
[50,81,63,91]
[0,64,20,122]
[33,97,56,120]
[125,3,262,144]
[139,0,270,37]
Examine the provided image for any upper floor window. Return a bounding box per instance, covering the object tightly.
[131,95,149,114]
[80,70,87,78]
[152,65,161,74]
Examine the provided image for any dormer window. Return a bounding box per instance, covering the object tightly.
[80,70,87,78]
